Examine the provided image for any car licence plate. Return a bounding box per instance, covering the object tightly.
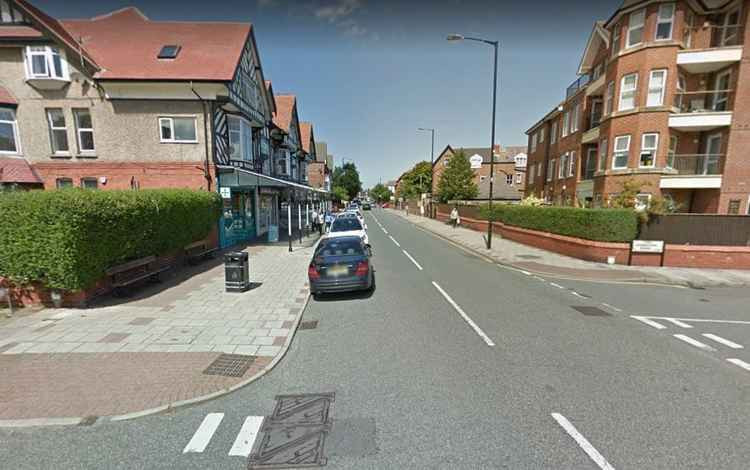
[328,265,348,277]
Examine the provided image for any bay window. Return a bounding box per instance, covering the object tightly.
[627,9,645,48]
[647,70,667,107]
[639,133,658,168]
[613,135,631,169]
[25,46,68,80]
[227,115,253,161]
[656,3,675,40]
[0,107,19,154]
[618,73,638,111]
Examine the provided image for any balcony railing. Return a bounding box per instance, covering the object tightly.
[667,154,724,175]
[684,24,744,49]
[565,74,590,99]
[673,90,734,113]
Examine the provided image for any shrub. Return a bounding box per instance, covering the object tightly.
[0,189,221,290]
[478,204,638,242]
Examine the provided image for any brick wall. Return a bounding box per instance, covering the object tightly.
[307,161,327,189]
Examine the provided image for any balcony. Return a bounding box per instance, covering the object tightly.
[660,154,723,189]
[581,112,602,143]
[669,90,733,131]
[678,25,743,73]
[565,74,590,99]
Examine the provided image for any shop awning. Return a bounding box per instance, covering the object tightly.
[216,164,329,194]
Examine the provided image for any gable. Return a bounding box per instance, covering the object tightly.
[228,35,266,126]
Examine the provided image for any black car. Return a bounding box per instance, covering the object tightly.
[308,236,374,297]
[362,202,371,210]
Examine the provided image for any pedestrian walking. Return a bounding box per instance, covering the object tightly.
[450,206,459,229]
[311,208,319,232]
[317,210,324,235]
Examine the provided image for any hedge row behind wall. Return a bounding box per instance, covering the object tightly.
[479,204,639,243]
[0,189,222,290]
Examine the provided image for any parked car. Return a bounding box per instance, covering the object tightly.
[326,215,369,246]
[362,202,371,210]
[308,236,374,297]
[337,209,365,228]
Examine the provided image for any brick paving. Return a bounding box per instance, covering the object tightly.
[0,244,314,422]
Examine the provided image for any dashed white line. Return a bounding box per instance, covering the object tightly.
[183,413,224,453]
[549,282,565,289]
[431,281,495,347]
[726,358,750,372]
[532,276,546,282]
[551,413,616,470]
[662,318,693,329]
[673,334,716,352]
[389,235,401,247]
[570,291,587,299]
[702,333,743,349]
[228,416,265,457]
[382,227,388,235]
[600,303,622,313]
[630,316,667,330]
[402,250,423,271]
[520,270,532,276]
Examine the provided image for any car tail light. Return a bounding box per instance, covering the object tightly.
[354,260,369,277]
[308,264,320,280]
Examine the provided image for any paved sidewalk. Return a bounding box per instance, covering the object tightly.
[388,209,750,288]
[0,244,314,424]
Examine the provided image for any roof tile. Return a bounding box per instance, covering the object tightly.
[0,157,43,184]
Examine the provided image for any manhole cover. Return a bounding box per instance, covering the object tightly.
[299,320,319,330]
[203,354,255,377]
[249,393,334,469]
[571,306,611,317]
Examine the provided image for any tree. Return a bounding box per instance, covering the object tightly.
[436,150,478,203]
[331,185,348,203]
[370,183,392,203]
[400,161,432,199]
[332,162,362,200]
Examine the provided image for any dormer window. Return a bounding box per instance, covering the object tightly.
[157,45,181,59]
[24,46,68,80]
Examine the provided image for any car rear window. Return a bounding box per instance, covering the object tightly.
[331,218,362,232]
[317,238,364,257]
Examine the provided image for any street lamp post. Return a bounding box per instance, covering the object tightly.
[447,33,499,249]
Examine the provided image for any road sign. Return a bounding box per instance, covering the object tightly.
[631,240,664,253]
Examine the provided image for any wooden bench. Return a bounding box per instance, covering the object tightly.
[184,239,218,265]
[106,256,171,295]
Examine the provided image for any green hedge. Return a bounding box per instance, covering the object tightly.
[0,189,222,290]
[478,204,638,243]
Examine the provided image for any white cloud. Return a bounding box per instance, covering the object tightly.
[314,0,363,23]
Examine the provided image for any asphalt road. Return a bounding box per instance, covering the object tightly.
[2,207,750,469]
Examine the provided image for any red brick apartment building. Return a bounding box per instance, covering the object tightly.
[525,0,750,214]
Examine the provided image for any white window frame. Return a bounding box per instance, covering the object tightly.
[626,8,645,48]
[559,153,568,179]
[667,135,678,169]
[226,115,253,161]
[568,150,577,177]
[73,109,95,153]
[0,106,20,155]
[611,22,621,57]
[24,46,69,80]
[516,172,523,184]
[531,132,537,152]
[562,111,569,137]
[656,3,675,40]
[619,73,638,111]
[158,116,198,144]
[46,108,69,155]
[639,133,659,168]
[613,135,631,169]
[598,138,608,172]
[605,81,615,115]
[547,159,554,182]
[647,69,667,107]
[539,127,545,143]
[570,103,579,133]
[550,121,557,144]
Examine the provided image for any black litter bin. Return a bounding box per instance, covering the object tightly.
[224,252,249,292]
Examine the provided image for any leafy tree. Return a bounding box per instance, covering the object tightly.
[331,185,349,202]
[332,162,362,200]
[399,161,432,199]
[608,177,679,222]
[436,151,478,203]
[369,183,392,203]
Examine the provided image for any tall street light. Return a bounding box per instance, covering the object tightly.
[447,33,499,249]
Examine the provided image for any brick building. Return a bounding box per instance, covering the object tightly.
[432,144,527,201]
[525,0,750,214]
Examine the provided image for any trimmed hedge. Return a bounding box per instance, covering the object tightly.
[0,189,221,290]
[478,204,638,243]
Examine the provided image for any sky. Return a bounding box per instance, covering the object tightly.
[37,0,620,188]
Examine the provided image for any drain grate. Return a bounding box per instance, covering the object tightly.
[203,354,255,377]
[299,320,319,330]
[572,306,611,317]
[79,415,98,426]
[249,393,334,469]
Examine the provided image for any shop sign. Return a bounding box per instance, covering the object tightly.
[220,187,231,199]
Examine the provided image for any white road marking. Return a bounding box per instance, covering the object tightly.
[520,270,532,276]
[727,358,750,372]
[532,276,546,282]
[402,250,423,271]
[431,281,495,347]
[600,303,622,313]
[549,282,565,289]
[662,318,693,329]
[630,316,667,330]
[389,235,401,247]
[183,413,224,453]
[651,317,750,326]
[228,416,265,457]
[570,291,587,299]
[382,227,388,234]
[702,333,743,349]
[673,334,716,352]
[551,413,616,470]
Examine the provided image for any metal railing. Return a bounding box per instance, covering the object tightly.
[673,90,734,113]
[683,24,744,49]
[565,74,590,99]
[667,153,724,175]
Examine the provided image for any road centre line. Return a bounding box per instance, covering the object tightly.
[183,413,224,453]
[630,316,667,330]
[402,250,423,270]
[600,303,622,313]
[431,281,495,347]
[702,333,743,349]
[549,282,565,289]
[727,358,750,372]
[662,318,693,329]
[551,413,616,470]
[228,416,265,457]
[389,235,401,247]
[673,334,716,352]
